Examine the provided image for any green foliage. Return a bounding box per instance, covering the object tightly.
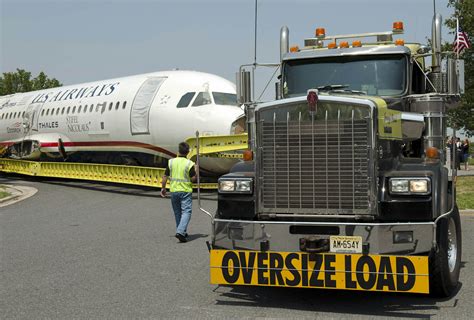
[0,68,62,96]
[445,0,474,137]
[457,176,474,210]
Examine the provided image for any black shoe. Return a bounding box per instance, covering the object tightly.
[175,233,187,243]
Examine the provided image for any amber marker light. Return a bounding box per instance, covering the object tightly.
[340,41,349,48]
[328,42,337,49]
[352,40,362,47]
[395,39,405,46]
[393,21,404,33]
[426,147,439,159]
[315,28,326,37]
[290,45,300,52]
[243,150,253,161]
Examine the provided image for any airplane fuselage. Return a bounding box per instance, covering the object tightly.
[0,70,244,174]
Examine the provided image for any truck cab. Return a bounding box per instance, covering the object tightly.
[208,16,463,297]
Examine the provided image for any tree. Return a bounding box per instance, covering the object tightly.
[445,0,474,137]
[0,69,62,96]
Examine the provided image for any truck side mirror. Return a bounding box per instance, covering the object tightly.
[275,82,281,100]
[236,70,251,105]
[446,59,464,95]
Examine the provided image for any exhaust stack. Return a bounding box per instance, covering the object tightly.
[280,26,289,62]
[431,13,442,73]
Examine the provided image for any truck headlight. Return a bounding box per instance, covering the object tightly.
[218,178,253,194]
[389,178,430,195]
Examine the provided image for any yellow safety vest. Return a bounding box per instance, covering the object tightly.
[168,157,194,193]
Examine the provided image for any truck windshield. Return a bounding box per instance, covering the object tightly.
[283,54,407,97]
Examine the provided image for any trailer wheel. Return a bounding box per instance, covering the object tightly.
[430,206,462,297]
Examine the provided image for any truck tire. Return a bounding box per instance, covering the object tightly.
[429,206,462,297]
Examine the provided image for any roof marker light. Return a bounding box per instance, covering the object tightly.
[290,45,300,52]
[352,40,362,47]
[395,39,405,46]
[328,42,337,49]
[340,41,349,48]
[393,21,404,33]
[315,28,326,37]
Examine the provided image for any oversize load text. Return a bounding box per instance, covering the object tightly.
[210,250,429,293]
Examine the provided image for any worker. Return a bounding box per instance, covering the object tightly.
[160,142,197,243]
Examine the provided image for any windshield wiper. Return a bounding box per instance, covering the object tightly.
[316,84,349,91]
[316,84,366,95]
[331,89,367,95]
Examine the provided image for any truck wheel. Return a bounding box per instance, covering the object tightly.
[430,206,462,297]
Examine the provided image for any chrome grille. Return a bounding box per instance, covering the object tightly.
[259,105,372,216]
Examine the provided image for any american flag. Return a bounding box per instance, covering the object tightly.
[453,25,471,55]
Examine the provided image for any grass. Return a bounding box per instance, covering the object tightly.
[457,176,474,210]
[0,185,11,200]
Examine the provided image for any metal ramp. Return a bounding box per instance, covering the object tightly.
[0,133,248,189]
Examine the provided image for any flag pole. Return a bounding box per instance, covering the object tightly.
[456,18,459,59]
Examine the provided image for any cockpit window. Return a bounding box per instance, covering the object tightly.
[177,92,195,108]
[213,92,237,106]
[192,92,212,107]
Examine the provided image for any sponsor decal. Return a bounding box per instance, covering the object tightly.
[66,116,89,133]
[39,121,59,129]
[210,249,429,293]
[6,122,22,133]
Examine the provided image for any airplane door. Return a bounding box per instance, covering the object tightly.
[23,101,45,135]
[130,77,166,135]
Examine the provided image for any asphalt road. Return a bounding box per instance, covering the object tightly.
[1,174,473,319]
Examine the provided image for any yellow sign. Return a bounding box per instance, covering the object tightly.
[210,250,429,294]
[371,97,403,140]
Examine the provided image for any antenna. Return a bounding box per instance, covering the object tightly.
[433,0,436,15]
[252,0,258,100]
[254,0,258,66]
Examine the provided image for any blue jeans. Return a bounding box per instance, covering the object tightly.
[170,192,192,236]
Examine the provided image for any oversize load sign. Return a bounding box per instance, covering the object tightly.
[210,250,429,294]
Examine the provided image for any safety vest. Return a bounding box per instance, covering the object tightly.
[168,157,194,193]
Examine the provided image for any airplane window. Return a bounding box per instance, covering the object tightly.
[46,109,50,116]
[213,92,238,106]
[56,108,60,115]
[67,107,71,114]
[90,104,94,112]
[177,92,195,108]
[101,103,106,114]
[78,105,82,113]
[192,92,212,107]
[61,108,65,115]
[41,110,45,116]
[13,112,17,118]
[115,102,120,110]
[122,101,127,109]
[72,106,76,114]
[109,102,113,111]
[22,111,25,117]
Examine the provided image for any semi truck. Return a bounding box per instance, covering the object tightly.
[205,14,464,296]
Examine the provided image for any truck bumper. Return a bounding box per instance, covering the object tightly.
[212,218,435,255]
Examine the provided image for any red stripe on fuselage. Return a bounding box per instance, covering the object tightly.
[39,141,176,157]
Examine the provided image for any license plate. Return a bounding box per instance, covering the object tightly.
[330,236,362,253]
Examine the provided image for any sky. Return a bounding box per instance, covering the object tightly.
[1,0,456,100]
